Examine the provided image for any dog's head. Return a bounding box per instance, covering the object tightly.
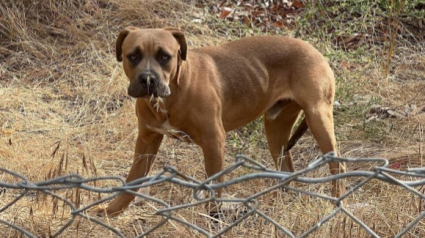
[116,27,187,98]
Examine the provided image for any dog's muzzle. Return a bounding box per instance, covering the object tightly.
[128,71,171,98]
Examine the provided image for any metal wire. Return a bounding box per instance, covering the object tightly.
[1,152,425,237]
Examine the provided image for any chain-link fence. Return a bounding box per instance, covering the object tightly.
[1,152,425,237]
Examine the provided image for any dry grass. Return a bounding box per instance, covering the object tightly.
[0,0,424,237]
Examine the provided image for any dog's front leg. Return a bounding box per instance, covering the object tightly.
[197,129,226,214]
[96,130,163,217]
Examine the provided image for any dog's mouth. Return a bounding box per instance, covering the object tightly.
[128,80,171,98]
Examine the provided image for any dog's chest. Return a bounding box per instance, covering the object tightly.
[146,120,192,142]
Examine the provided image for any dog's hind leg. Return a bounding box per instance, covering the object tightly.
[264,101,302,172]
[303,102,346,197]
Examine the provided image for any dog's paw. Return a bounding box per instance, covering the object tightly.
[90,206,123,218]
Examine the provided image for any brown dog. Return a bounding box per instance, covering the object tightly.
[98,27,346,216]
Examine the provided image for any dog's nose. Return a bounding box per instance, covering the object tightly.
[138,71,157,86]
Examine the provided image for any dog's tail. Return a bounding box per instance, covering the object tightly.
[285,117,308,152]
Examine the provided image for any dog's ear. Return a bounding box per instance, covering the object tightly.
[163,27,187,61]
[116,27,139,62]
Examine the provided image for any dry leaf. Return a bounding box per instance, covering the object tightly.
[243,15,252,27]
[219,7,233,19]
[390,162,401,169]
[292,0,305,8]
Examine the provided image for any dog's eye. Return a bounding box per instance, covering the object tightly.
[127,54,140,64]
[158,54,171,63]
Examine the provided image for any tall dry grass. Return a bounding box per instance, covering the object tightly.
[0,0,424,237]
